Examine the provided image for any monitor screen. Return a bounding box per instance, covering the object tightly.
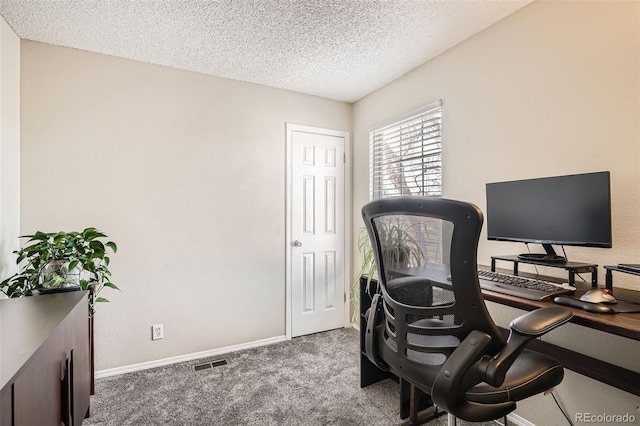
[486,171,612,262]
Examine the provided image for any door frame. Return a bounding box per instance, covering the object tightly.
[285,123,352,340]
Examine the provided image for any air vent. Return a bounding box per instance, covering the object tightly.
[192,359,229,372]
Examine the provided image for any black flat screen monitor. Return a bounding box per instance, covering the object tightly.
[486,171,612,263]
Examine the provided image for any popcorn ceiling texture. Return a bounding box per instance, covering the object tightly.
[0,0,530,102]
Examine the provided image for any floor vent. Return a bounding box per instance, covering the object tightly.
[192,359,229,372]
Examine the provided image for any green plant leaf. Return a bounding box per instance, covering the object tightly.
[84,260,96,272]
[83,228,106,241]
[95,297,110,303]
[104,282,120,290]
[90,250,105,259]
[106,241,117,253]
[32,231,49,241]
[89,240,105,251]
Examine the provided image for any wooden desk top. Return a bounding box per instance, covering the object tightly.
[483,268,640,341]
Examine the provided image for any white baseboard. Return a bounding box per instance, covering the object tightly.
[95,335,287,379]
[506,413,536,426]
[351,322,360,331]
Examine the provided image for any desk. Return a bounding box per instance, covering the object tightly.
[360,272,640,400]
[481,274,639,396]
[482,278,640,341]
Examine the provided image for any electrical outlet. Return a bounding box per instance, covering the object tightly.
[152,324,163,340]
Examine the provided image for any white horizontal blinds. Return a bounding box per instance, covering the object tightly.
[370,102,443,200]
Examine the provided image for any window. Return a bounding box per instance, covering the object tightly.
[369,101,442,200]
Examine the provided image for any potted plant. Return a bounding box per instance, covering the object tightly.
[351,220,424,322]
[0,227,118,316]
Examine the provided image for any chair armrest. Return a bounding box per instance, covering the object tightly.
[510,306,573,337]
[483,306,572,386]
[432,330,515,421]
[364,293,389,370]
[432,307,571,420]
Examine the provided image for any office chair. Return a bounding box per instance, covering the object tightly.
[361,197,572,425]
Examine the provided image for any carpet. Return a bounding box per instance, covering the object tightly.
[84,328,503,425]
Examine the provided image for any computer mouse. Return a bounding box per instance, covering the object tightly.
[579,289,617,304]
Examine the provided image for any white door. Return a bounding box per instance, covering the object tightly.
[286,124,349,337]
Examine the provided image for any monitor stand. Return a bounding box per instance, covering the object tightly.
[517,244,566,263]
[491,254,598,286]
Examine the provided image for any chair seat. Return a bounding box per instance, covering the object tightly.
[466,349,564,404]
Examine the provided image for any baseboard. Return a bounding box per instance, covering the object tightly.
[351,322,360,331]
[506,413,536,426]
[95,334,287,379]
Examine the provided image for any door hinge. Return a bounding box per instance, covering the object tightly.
[343,153,346,163]
[344,292,347,302]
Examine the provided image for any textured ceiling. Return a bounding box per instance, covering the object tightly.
[0,0,531,103]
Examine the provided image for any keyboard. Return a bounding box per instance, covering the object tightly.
[477,270,575,301]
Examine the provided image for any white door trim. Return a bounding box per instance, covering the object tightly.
[285,123,351,340]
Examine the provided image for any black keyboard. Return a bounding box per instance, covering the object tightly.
[478,270,575,301]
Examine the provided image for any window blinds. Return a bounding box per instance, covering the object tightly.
[370,101,443,200]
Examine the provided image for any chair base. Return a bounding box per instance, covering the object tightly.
[448,413,456,426]
[399,405,441,426]
[400,383,446,425]
[445,413,509,426]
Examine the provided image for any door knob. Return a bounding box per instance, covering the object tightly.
[293,240,302,247]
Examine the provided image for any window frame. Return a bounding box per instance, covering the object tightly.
[369,100,443,200]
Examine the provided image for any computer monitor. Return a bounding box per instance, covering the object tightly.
[485,171,612,263]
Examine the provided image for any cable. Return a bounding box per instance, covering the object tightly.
[551,391,574,426]
[561,245,591,282]
[558,246,588,282]
[525,243,541,276]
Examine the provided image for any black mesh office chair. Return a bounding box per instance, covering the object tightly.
[361,197,572,424]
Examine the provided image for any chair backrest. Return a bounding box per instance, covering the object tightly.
[361,197,503,389]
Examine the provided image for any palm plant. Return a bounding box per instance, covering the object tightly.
[351,219,424,322]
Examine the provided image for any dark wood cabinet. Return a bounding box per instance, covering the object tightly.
[0,387,10,425]
[0,291,90,425]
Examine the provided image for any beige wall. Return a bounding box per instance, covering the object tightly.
[353,1,639,424]
[0,15,20,291]
[20,41,351,370]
